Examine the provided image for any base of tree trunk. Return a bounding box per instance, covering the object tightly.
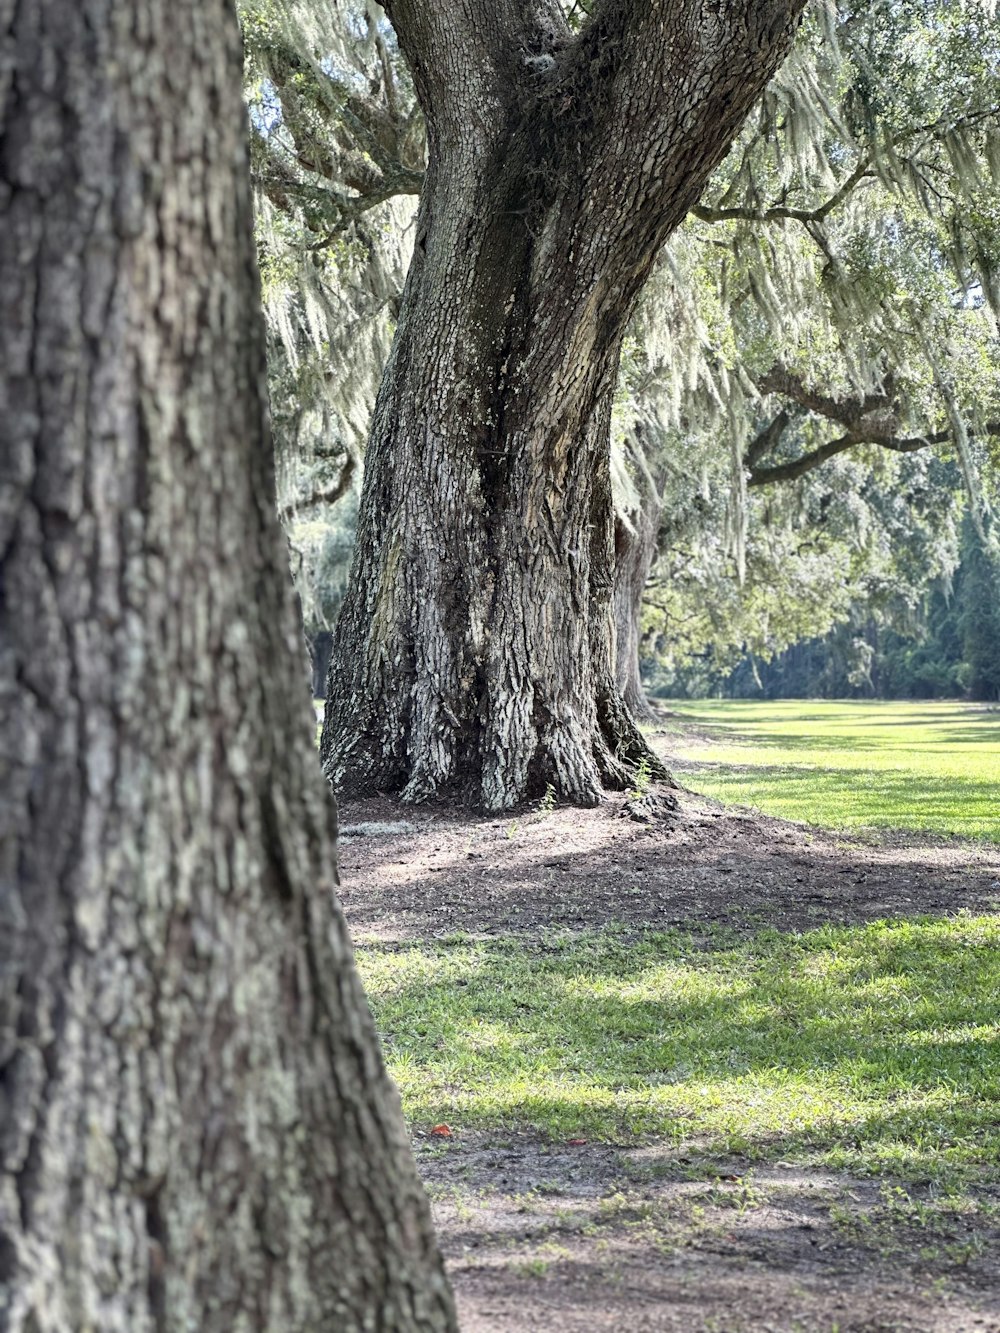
[323,675,675,812]
[622,679,658,723]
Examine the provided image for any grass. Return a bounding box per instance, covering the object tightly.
[666,700,1000,842]
[352,698,1000,1201]
[357,916,1000,1187]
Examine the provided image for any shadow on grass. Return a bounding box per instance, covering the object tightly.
[359,915,1000,1180]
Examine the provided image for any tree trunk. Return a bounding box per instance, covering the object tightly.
[322,0,806,811]
[0,3,455,1329]
[308,630,335,701]
[614,439,664,721]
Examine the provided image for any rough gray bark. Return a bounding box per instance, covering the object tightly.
[0,3,455,1329]
[322,0,807,811]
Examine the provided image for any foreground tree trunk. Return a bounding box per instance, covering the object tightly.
[0,3,455,1329]
[322,0,806,810]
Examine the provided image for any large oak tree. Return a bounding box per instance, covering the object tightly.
[0,1,455,1327]
[320,0,808,811]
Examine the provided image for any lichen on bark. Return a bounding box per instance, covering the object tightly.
[0,2,455,1328]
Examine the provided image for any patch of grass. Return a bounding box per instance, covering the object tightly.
[510,1243,573,1278]
[357,918,1000,1188]
[668,700,1000,842]
[828,1182,996,1264]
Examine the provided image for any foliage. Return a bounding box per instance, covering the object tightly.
[240,0,418,635]
[240,0,418,469]
[357,916,1000,1186]
[695,509,1000,701]
[670,699,1000,840]
[626,0,1000,691]
[643,447,967,692]
[959,520,1000,701]
[647,0,1000,450]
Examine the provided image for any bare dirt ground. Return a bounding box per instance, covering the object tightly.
[337,735,1000,1332]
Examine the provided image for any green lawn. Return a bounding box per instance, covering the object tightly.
[355,698,1000,1196]
[668,699,1000,842]
[359,917,1000,1185]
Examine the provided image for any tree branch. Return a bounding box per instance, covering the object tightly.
[747,429,942,487]
[691,102,1000,233]
[744,362,1000,486]
[526,0,809,315]
[279,455,358,521]
[746,400,1000,488]
[380,0,535,140]
[692,159,874,227]
[755,365,893,427]
[252,31,425,241]
[745,408,792,468]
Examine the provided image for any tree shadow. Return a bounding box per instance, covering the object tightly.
[336,794,1000,947]
[359,913,1000,1178]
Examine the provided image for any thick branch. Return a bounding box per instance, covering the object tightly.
[756,365,893,427]
[746,412,1000,487]
[745,363,1000,485]
[279,455,357,520]
[305,170,424,246]
[380,0,534,140]
[556,0,808,303]
[745,407,792,468]
[747,429,940,486]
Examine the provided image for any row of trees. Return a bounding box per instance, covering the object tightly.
[710,513,1000,701]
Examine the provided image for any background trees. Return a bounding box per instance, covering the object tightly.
[612,0,1000,697]
[0,2,454,1326]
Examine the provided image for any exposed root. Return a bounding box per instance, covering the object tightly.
[621,789,681,824]
[596,683,676,787]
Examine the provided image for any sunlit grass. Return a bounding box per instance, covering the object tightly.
[666,700,1000,841]
[358,917,1000,1184]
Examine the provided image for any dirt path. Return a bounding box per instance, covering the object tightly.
[419,1137,1000,1332]
[338,760,1000,1332]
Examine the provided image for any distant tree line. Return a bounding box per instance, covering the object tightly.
[656,513,1000,702]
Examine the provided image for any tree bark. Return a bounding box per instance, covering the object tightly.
[308,631,336,701]
[0,3,455,1329]
[613,434,664,721]
[322,0,806,811]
